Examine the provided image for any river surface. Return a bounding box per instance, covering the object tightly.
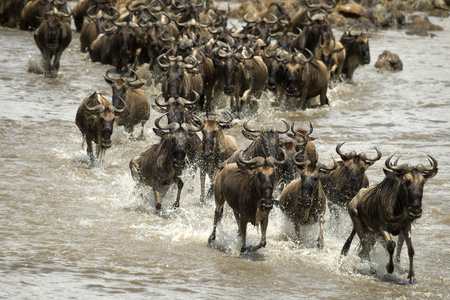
[0,3,449,299]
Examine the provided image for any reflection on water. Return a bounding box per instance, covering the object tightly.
[0,10,449,300]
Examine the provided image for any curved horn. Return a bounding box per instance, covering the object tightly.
[385,153,413,173]
[177,90,199,106]
[318,157,338,172]
[276,120,290,134]
[104,68,115,81]
[300,48,314,64]
[112,97,128,116]
[183,114,204,132]
[243,120,261,134]
[267,148,288,167]
[83,92,105,114]
[422,155,438,176]
[263,13,278,24]
[336,142,356,161]
[155,92,169,108]
[126,0,145,12]
[238,151,265,167]
[293,151,310,168]
[155,114,180,131]
[156,53,170,69]
[362,147,382,163]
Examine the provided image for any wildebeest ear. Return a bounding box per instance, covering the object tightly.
[129,81,145,89]
[383,168,397,179]
[242,130,258,140]
[153,128,167,138]
[424,167,438,180]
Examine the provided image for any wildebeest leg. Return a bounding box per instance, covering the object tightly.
[317,213,325,249]
[252,216,269,252]
[137,121,146,140]
[86,140,95,161]
[208,203,223,244]
[239,218,248,253]
[52,50,63,73]
[42,51,52,75]
[208,187,225,244]
[380,225,396,274]
[200,170,206,204]
[319,90,329,106]
[172,177,184,208]
[395,232,405,265]
[298,91,307,110]
[341,228,356,256]
[153,189,161,210]
[351,214,370,260]
[401,224,416,284]
[294,222,301,244]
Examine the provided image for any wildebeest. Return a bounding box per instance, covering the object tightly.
[33,8,72,77]
[374,50,403,71]
[340,30,370,81]
[197,112,238,203]
[103,69,150,139]
[21,0,52,30]
[75,91,126,163]
[208,152,286,253]
[224,119,290,166]
[279,156,337,248]
[341,154,438,284]
[320,142,382,219]
[280,49,329,109]
[0,0,26,28]
[157,54,204,105]
[79,6,120,52]
[217,45,268,117]
[129,114,204,211]
[109,20,141,73]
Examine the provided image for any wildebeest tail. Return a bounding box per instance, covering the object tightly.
[341,228,356,256]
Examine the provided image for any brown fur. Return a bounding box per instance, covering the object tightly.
[279,162,330,248]
[342,155,438,283]
[33,9,72,76]
[75,92,122,163]
[197,118,238,203]
[208,160,277,253]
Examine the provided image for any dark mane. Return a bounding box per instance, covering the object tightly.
[363,175,408,232]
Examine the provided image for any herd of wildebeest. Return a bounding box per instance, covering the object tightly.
[4,0,440,284]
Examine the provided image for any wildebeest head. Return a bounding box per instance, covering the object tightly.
[383,154,438,220]
[201,112,233,158]
[242,119,289,159]
[294,154,337,218]
[341,31,370,65]
[82,91,127,149]
[112,21,140,60]
[217,45,254,95]
[157,54,199,99]
[103,69,144,108]
[282,49,314,97]
[238,151,287,211]
[319,31,344,69]
[336,142,382,183]
[263,47,289,91]
[154,114,204,169]
[153,91,199,124]
[43,8,71,49]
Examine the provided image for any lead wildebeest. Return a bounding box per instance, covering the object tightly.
[75,91,126,163]
[340,30,370,81]
[208,152,286,253]
[33,8,72,77]
[341,154,438,284]
[129,114,204,211]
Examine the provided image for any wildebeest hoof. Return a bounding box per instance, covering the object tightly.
[208,234,215,244]
[155,203,162,210]
[317,243,324,249]
[408,275,416,285]
[386,263,394,274]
